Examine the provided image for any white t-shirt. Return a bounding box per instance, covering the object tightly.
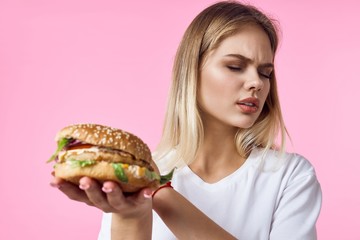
[98,148,322,240]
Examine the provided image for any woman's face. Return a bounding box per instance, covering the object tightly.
[198,25,273,130]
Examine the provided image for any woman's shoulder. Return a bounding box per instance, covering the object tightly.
[152,149,179,175]
[251,147,317,180]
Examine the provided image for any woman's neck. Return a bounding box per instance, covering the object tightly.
[189,124,246,183]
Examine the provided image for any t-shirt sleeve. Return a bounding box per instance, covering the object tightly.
[97,212,111,240]
[270,164,322,240]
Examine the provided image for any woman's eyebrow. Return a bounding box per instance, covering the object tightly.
[224,54,274,68]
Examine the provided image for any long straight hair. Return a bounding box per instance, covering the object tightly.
[154,1,287,173]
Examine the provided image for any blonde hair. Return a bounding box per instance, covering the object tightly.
[154,1,287,172]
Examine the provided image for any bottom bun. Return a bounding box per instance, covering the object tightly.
[54,161,159,192]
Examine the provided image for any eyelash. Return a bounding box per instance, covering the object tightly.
[227,66,272,79]
[227,66,244,72]
[259,72,271,79]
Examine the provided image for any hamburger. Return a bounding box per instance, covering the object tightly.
[48,123,171,192]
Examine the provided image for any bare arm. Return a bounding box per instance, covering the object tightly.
[111,207,152,240]
[152,187,237,240]
[105,181,153,240]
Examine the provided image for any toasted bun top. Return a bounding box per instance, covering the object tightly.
[55,124,152,164]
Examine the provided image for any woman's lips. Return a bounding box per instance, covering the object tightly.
[236,97,260,113]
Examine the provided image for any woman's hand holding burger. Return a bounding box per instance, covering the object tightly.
[48,124,172,238]
[51,174,154,239]
[50,171,155,214]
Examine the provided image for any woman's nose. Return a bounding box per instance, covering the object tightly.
[244,68,264,91]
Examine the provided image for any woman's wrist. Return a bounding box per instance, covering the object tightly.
[152,181,173,198]
[152,182,175,214]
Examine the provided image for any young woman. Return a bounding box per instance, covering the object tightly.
[51,1,322,239]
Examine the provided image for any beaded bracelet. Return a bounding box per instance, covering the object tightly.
[152,181,173,198]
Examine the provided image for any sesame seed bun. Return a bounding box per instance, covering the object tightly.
[52,123,159,192]
[56,123,152,164]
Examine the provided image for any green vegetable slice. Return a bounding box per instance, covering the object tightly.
[47,138,71,163]
[112,163,128,183]
[151,171,161,181]
[68,159,96,168]
[160,168,175,184]
[145,168,160,181]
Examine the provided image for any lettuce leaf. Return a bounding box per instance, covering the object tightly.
[160,168,175,184]
[47,138,71,163]
[68,159,96,168]
[112,163,128,183]
[145,168,160,181]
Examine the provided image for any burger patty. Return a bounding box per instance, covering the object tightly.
[58,146,153,171]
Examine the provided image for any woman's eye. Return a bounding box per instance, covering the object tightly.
[259,72,272,79]
[227,66,242,71]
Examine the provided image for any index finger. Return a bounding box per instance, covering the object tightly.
[50,177,93,206]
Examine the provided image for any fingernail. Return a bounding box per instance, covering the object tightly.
[143,189,152,199]
[102,186,113,193]
[79,184,89,190]
[50,182,60,188]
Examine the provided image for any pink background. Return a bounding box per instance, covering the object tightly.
[1,0,359,239]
